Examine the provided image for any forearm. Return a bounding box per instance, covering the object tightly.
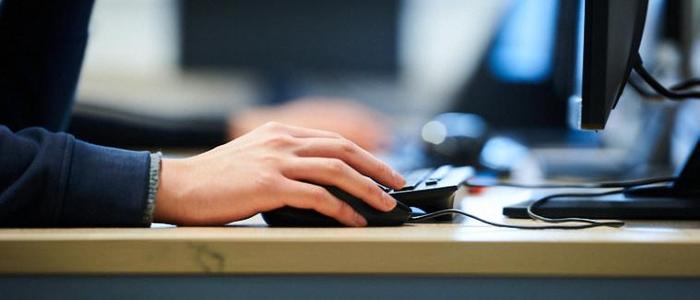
[0,126,153,227]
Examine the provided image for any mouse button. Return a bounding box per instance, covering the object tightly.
[395,201,411,212]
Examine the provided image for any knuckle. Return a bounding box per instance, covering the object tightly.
[325,159,346,174]
[263,121,283,130]
[309,187,329,205]
[338,139,356,155]
[261,154,281,166]
[366,181,381,198]
[337,202,353,218]
[265,134,295,148]
[338,201,355,216]
[309,187,332,211]
[253,172,279,191]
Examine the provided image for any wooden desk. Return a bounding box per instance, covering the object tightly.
[2,188,700,276]
[2,188,700,299]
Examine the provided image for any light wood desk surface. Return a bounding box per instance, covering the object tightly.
[2,188,700,277]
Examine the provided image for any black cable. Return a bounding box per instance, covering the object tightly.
[526,189,626,227]
[628,76,664,99]
[452,176,679,230]
[409,209,621,230]
[632,53,700,100]
[670,79,700,91]
[628,75,700,99]
[463,176,676,189]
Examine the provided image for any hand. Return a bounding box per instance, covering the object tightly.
[229,98,392,152]
[154,122,405,226]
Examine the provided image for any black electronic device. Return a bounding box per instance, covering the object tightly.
[179,0,398,74]
[262,187,411,227]
[389,166,473,218]
[263,165,473,227]
[504,0,700,221]
[504,140,700,219]
[452,0,580,130]
[575,0,649,130]
[178,0,398,103]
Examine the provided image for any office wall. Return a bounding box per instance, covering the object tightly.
[77,0,507,119]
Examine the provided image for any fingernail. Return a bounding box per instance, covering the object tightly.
[355,213,367,226]
[382,192,397,210]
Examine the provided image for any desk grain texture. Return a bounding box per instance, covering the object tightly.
[2,189,700,276]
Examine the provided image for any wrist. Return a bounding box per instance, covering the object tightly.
[153,158,188,224]
[143,152,162,225]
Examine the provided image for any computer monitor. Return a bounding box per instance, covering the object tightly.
[573,0,649,130]
[504,0,700,220]
[179,0,398,74]
[451,0,580,131]
[178,0,399,103]
[178,1,399,103]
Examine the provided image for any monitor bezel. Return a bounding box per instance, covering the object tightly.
[578,0,649,130]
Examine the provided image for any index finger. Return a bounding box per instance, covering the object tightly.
[294,138,405,189]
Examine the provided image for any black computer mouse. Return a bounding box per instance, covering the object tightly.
[262,186,411,227]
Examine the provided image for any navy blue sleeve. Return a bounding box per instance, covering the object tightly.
[0,125,152,227]
[0,0,154,227]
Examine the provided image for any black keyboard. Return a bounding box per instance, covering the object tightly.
[382,165,474,220]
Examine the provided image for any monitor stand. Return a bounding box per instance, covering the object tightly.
[503,139,700,220]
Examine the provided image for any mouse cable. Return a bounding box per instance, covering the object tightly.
[463,176,677,189]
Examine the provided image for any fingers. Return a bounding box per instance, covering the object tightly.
[280,180,367,227]
[263,122,343,139]
[293,138,405,189]
[261,122,404,189]
[282,157,397,212]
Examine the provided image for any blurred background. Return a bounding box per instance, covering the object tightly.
[74,0,700,181]
[78,0,503,118]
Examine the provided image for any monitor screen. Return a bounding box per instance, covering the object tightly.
[178,0,399,75]
[449,0,579,131]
